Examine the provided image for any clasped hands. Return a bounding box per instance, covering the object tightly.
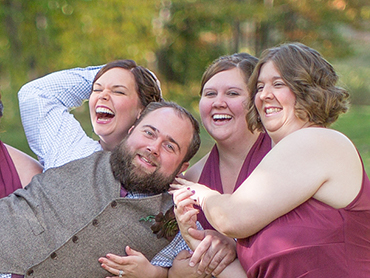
[169,178,236,277]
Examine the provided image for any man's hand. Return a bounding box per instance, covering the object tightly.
[99,246,167,278]
[188,229,237,276]
[168,250,211,278]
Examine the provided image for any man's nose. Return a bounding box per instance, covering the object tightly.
[146,141,160,156]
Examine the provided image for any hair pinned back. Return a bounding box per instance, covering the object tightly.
[92,60,162,108]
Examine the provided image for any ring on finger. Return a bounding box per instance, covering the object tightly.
[119,270,124,277]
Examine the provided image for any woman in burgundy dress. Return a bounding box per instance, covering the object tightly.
[170,54,271,277]
[0,94,43,278]
[173,43,370,277]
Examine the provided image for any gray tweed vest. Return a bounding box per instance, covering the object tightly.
[0,151,173,277]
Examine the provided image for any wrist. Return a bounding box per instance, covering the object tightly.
[150,265,168,278]
[200,190,220,211]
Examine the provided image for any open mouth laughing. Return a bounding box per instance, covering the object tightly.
[265,107,282,115]
[95,106,115,122]
[212,114,232,122]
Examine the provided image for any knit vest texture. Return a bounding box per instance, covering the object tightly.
[0,151,173,277]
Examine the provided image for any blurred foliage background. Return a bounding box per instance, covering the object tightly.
[0,0,369,171]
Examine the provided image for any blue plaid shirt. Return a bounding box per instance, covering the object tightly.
[18,66,103,170]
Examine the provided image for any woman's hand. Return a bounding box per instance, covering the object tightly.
[98,246,167,278]
[170,183,199,248]
[170,178,219,210]
[168,250,211,278]
[188,229,237,276]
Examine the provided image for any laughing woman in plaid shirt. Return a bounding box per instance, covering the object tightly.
[18,59,162,171]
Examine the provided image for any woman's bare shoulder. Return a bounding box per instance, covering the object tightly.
[5,144,43,187]
[184,153,210,182]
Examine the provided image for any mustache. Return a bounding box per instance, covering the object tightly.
[136,150,159,168]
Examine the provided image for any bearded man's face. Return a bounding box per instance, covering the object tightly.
[110,107,193,194]
[110,139,182,194]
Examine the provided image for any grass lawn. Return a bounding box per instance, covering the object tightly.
[332,105,370,174]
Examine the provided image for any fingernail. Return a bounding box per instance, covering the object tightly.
[189,261,195,267]
[187,187,190,190]
[191,190,195,194]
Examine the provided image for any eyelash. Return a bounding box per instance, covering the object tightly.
[204,91,216,97]
[165,144,175,152]
[91,89,126,95]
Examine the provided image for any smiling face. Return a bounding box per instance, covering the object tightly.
[89,68,144,151]
[254,61,308,142]
[199,67,250,143]
[122,107,192,179]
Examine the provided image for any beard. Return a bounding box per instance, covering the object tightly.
[110,139,181,195]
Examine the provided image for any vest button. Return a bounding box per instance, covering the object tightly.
[92,219,99,226]
[26,269,34,276]
[50,252,57,259]
[111,200,117,208]
[72,235,79,243]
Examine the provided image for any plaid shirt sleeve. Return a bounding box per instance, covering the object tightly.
[18,66,103,170]
[150,222,203,267]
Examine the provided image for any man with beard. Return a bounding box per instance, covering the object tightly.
[0,101,200,278]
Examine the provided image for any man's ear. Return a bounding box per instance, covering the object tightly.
[177,162,189,176]
[136,109,143,119]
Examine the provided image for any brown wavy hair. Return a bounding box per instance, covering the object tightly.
[247,43,350,132]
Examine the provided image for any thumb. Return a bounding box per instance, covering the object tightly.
[125,246,142,257]
[188,227,206,241]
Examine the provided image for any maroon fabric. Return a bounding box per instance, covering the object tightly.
[0,141,24,278]
[120,186,128,197]
[197,133,271,230]
[237,161,370,278]
[0,141,22,197]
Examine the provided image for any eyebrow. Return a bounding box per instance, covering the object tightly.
[143,124,181,152]
[94,83,128,90]
[257,76,282,83]
[204,85,243,90]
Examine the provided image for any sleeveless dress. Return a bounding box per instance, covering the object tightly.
[237,161,370,277]
[0,141,22,198]
[197,133,271,230]
[0,141,24,278]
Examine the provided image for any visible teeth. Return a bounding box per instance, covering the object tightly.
[265,108,281,114]
[213,114,232,120]
[142,156,156,166]
[96,107,114,115]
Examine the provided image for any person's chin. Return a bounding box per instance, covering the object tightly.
[132,163,156,176]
